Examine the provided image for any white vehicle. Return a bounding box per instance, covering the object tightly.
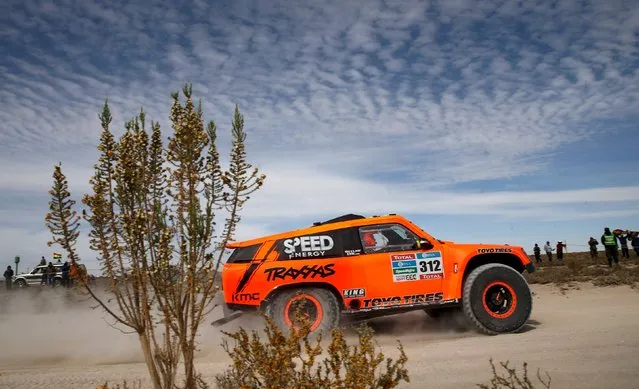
[13,264,65,287]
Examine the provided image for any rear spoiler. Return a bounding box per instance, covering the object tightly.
[226,242,242,249]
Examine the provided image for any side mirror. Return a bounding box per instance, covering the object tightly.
[415,239,433,250]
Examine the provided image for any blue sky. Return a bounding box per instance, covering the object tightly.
[1,0,638,274]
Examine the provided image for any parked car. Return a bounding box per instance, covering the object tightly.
[13,263,64,287]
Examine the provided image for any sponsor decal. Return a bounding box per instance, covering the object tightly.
[362,292,443,308]
[232,292,260,302]
[392,260,417,268]
[393,273,418,281]
[233,262,261,295]
[393,267,417,275]
[264,263,336,281]
[391,253,416,261]
[344,249,362,256]
[282,235,335,259]
[390,251,444,282]
[343,288,366,298]
[416,251,444,280]
[477,247,513,254]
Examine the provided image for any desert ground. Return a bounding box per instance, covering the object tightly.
[1,260,639,388]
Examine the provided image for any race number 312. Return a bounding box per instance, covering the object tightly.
[419,259,441,273]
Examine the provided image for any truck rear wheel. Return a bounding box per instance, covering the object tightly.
[265,287,340,335]
[462,263,532,335]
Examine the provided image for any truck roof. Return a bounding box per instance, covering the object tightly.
[226,213,425,248]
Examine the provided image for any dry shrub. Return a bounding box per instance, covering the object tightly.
[97,380,142,389]
[525,267,573,285]
[477,359,551,389]
[215,311,409,389]
[564,257,585,274]
[525,252,639,288]
[591,265,639,288]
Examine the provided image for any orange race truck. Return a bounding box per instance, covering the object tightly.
[212,213,535,335]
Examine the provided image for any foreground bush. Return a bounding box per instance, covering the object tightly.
[477,359,551,389]
[47,84,265,389]
[215,312,409,389]
[97,324,556,389]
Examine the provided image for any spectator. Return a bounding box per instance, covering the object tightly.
[556,241,566,260]
[39,256,46,266]
[3,265,13,291]
[588,237,599,259]
[617,231,630,259]
[46,262,55,286]
[533,243,541,263]
[601,227,619,267]
[61,261,70,287]
[630,231,639,257]
[543,241,553,262]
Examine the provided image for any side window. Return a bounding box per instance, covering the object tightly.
[340,227,365,257]
[226,244,261,264]
[358,224,419,254]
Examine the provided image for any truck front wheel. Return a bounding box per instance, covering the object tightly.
[265,287,341,335]
[462,263,532,335]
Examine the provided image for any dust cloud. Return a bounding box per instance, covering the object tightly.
[0,287,242,367]
[0,286,471,368]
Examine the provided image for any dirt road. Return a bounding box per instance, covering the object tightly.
[1,283,638,388]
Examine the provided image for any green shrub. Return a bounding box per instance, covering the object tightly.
[214,312,409,389]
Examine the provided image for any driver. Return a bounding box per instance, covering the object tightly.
[362,230,389,252]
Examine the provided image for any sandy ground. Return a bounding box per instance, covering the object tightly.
[0,283,638,389]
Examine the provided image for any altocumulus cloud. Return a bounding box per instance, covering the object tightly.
[0,0,638,270]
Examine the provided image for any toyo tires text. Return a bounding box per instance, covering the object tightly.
[462,263,533,335]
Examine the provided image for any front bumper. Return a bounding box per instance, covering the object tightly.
[525,262,536,273]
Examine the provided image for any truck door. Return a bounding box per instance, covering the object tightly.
[353,223,445,310]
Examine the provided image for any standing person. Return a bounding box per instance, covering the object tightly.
[46,262,55,286]
[533,243,541,263]
[543,241,553,262]
[617,231,630,259]
[3,266,14,290]
[631,232,639,257]
[61,261,70,288]
[588,237,599,260]
[556,241,566,261]
[601,227,619,267]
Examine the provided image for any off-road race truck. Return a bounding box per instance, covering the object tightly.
[212,213,535,335]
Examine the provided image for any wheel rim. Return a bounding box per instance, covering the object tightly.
[481,282,517,319]
[284,294,323,331]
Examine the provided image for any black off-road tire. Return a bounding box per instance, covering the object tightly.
[265,287,341,335]
[15,279,27,288]
[462,263,532,335]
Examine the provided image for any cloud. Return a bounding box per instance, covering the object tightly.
[0,0,637,270]
[238,163,639,220]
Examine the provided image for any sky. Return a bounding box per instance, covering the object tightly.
[1,0,638,275]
